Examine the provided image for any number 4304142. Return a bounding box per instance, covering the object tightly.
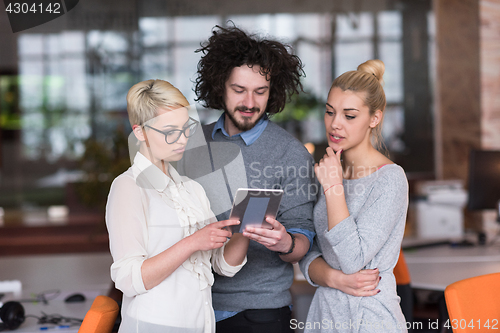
[444,319,499,330]
[5,2,61,14]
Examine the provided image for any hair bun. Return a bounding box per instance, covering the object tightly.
[357,59,385,85]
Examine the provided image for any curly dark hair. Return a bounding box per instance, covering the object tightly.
[194,24,305,115]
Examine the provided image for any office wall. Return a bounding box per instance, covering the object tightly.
[434,0,481,181]
[434,0,500,234]
[480,0,500,237]
[481,0,500,150]
[435,0,500,177]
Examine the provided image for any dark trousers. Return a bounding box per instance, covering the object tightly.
[216,306,293,333]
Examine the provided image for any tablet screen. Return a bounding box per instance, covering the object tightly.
[241,197,270,227]
[229,188,283,233]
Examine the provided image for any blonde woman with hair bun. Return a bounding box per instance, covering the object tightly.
[299,60,409,332]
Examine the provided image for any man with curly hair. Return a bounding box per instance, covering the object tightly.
[179,24,317,333]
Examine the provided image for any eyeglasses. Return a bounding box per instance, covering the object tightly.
[144,117,199,144]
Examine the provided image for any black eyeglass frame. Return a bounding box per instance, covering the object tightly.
[143,117,199,144]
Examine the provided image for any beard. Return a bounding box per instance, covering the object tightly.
[226,106,264,132]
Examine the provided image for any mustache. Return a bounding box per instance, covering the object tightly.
[235,106,260,112]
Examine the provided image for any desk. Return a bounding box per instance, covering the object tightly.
[13,298,95,333]
[0,253,114,332]
[404,243,500,291]
[0,253,113,293]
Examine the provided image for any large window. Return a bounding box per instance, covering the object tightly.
[0,4,434,215]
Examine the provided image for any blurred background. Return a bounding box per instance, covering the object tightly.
[0,0,498,254]
[1,1,499,331]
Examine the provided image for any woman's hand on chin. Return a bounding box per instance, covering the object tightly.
[314,147,343,189]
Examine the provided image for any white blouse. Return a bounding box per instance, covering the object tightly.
[106,152,246,333]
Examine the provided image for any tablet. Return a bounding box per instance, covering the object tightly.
[228,188,283,233]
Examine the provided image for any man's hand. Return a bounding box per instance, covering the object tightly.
[242,217,292,253]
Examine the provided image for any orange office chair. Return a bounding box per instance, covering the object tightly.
[394,250,413,330]
[444,272,500,333]
[394,250,411,286]
[78,295,119,333]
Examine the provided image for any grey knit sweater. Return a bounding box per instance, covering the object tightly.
[299,164,408,333]
[178,120,316,311]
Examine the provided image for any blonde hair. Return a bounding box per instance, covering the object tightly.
[331,59,387,151]
[126,79,189,126]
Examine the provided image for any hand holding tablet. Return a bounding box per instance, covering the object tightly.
[228,188,283,233]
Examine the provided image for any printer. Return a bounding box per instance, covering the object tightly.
[415,180,468,239]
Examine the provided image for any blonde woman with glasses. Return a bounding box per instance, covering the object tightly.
[106,79,248,333]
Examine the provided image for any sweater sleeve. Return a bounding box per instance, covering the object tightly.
[298,237,323,287]
[325,168,408,274]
